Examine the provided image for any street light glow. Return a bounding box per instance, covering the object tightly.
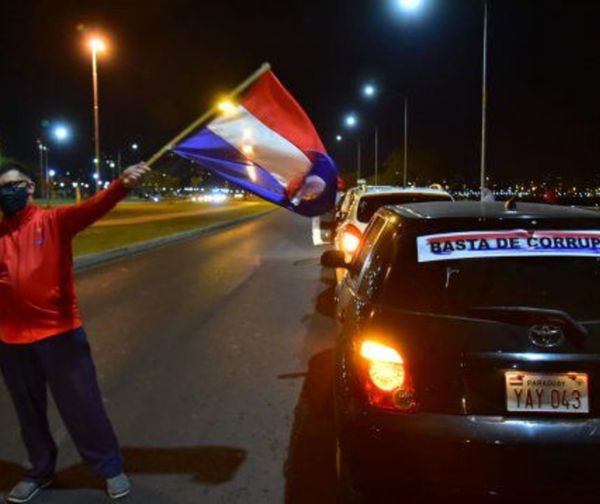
[336,135,343,142]
[48,169,56,178]
[344,114,358,128]
[52,125,70,142]
[363,84,376,98]
[397,0,423,11]
[88,37,107,53]
[131,143,139,150]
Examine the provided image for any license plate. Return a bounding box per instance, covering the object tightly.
[505,371,589,414]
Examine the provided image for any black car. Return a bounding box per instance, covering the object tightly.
[321,201,600,500]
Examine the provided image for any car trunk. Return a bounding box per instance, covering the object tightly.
[371,309,600,416]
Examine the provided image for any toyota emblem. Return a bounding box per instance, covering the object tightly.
[528,325,565,348]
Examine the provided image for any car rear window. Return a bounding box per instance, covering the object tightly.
[357,193,452,223]
[383,231,600,321]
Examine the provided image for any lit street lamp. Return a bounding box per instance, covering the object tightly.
[87,36,107,193]
[47,168,57,206]
[37,122,71,205]
[36,141,48,200]
[480,0,489,200]
[397,0,423,11]
[116,142,141,177]
[360,83,382,185]
[362,84,376,98]
[52,125,71,142]
[395,0,489,198]
[342,114,362,180]
[344,114,358,128]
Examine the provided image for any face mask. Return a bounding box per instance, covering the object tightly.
[0,185,29,216]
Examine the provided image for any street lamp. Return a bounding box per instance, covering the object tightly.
[36,141,48,200]
[342,115,362,180]
[394,0,489,198]
[36,122,71,205]
[335,135,343,142]
[87,35,107,193]
[360,82,383,185]
[46,168,57,206]
[362,84,377,98]
[397,0,423,12]
[52,125,71,142]
[344,114,358,128]
[480,0,489,200]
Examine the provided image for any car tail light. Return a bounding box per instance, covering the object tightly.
[341,224,361,255]
[357,340,417,412]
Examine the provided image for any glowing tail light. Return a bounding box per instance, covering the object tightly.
[341,224,362,255]
[358,340,417,412]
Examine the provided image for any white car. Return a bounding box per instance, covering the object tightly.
[334,186,454,260]
[312,181,370,246]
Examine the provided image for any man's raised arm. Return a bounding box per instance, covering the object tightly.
[56,162,151,237]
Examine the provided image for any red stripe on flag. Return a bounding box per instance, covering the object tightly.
[242,71,326,156]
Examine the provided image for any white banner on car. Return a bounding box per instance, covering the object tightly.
[417,229,600,263]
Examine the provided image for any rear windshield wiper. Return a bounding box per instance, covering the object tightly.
[468,306,588,345]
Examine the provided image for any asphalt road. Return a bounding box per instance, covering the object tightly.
[0,210,339,503]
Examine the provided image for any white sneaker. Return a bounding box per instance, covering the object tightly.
[7,479,53,503]
[106,473,131,500]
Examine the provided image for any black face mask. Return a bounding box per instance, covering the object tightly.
[0,184,29,216]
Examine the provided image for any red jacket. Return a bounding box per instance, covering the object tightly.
[0,180,129,344]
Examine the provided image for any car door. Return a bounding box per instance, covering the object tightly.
[336,215,386,323]
[351,220,398,326]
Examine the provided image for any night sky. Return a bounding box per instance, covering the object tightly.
[1,0,599,186]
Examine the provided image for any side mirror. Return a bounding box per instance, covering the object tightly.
[312,216,335,246]
[321,250,349,269]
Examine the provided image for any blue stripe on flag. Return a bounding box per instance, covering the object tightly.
[173,128,338,217]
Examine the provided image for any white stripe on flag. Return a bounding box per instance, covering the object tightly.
[207,105,312,187]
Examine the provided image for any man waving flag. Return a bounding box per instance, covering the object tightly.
[171,70,338,217]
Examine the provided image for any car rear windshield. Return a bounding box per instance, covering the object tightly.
[383,242,600,321]
[357,193,452,223]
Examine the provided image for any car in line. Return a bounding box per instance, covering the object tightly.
[322,200,600,500]
[334,186,453,260]
[312,181,367,246]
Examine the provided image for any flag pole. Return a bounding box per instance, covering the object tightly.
[146,62,272,167]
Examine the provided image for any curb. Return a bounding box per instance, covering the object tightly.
[74,209,276,272]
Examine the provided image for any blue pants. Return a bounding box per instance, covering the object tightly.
[0,328,123,482]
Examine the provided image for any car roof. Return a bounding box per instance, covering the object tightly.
[354,185,452,197]
[386,200,600,221]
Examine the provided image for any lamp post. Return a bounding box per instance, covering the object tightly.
[361,84,380,184]
[343,114,362,181]
[36,140,48,200]
[36,123,71,205]
[361,82,409,186]
[395,0,490,197]
[88,37,107,193]
[117,142,140,174]
[480,0,489,200]
[47,169,56,207]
